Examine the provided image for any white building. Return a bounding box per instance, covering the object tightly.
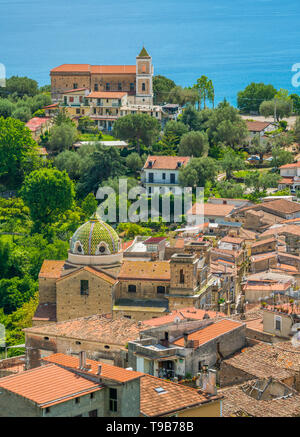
[141,155,190,196]
[278,162,300,191]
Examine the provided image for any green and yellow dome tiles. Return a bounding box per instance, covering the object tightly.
[70,216,120,256]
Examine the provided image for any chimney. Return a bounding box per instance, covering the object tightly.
[79,351,86,369]
[97,364,102,375]
[183,332,189,348]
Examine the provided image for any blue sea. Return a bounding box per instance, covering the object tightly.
[1,0,300,105]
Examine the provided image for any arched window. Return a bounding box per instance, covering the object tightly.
[74,241,84,255]
[142,83,146,91]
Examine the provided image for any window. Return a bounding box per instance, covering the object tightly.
[94,83,99,91]
[90,393,94,399]
[162,173,166,180]
[142,83,146,91]
[106,83,110,91]
[76,341,81,345]
[275,315,282,331]
[130,83,134,91]
[157,286,165,294]
[75,397,80,404]
[89,410,98,417]
[76,108,80,114]
[149,173,154,183]
[45,407,50,414]
[69,97,74,103]
[109,388,118,412]
[44,336,49,341]
[124,315,132,319]
[80,280,89,296]
[148,187,152,194]
[64,96,67,105]
[180,269,185,284]
[170,174,175,184]
[73,83,78,89]
[118,82,122,91]
[142,65,146,73]
[104,345,110,349]
[128,284,136,293]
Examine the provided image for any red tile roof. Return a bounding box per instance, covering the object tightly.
[143,156,190,170]
[57,266,116,285]
[39,260,65,279]
[173,319,243,348]
[51,64,136,74]
[280,162,300,169]
[0,364,102,408]
[187,203,235,217]
[143,308,225,327]
[43,353,143,383]
[140,374,221,417]
[32,303,56,323]
[246,121,272,132]
[87,91,127,99]
[63,88,88,94]
[26,117,50,132]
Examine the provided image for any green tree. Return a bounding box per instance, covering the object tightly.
[249,135,272,164]
[49,122,78,152]
[294,117,300,143]
[78,116,100,134]
[178,157,217,188]
[179,131,209,157]
[126,152,143,174]
[290,94,300,115]
[54,150,82,180]
[81,193,98,219]
[153,75,176,105]
[164,120,188,141]
[270,146,294,169]
[112,113,160,155]
[259,99,292,122]
[206,103,248,149]
[237,83,277,113]
[168,86,198,107]
[245,171,280,193]
[0,275,38,314]
[216,181,244,198]
[3,76,39,98]
[0,99,15,118]
[193,75,213,110]
[11,106,31,122]
[220,150,245,179]
[0,117,40,190]
[21,168,75,232]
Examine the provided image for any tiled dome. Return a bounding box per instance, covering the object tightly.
[70,216,120,256]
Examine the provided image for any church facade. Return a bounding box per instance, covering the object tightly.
[50,47,154,105]
[33,216,213,326]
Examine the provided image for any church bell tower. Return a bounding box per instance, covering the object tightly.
[135,47,153,105]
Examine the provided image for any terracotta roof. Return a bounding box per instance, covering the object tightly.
[279,178,295,184]
[0,364,102,408]
[25,315,145,347]
[261,199,300,215]
[43,353,143,383]
[280,161,300,169]
[251,237,277,248]
[245,318,264,333]
[87,91,127,99]
[39,260,65,279]
[220,236,245,245]
[63,88,88,94]
[32,303,56,322]
[244,282,292,292]
[140,374,221,417]
[57,266,116,285]
[43,103,59,109]
[51,64,136,74]
[261,225,300,238]
[187,203,235,217]
[143,307,226,327]
[222,342,300,380]
[118,261,170,281]
[220,380,300,417]
[173,319,243,348]
[246,121,272,132]
[26,117,50,132]
[143,156,190,170]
